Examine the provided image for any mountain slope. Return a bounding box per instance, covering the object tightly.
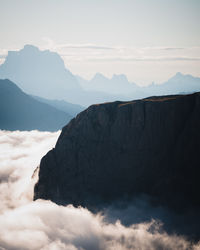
[32,95,85,117]
[0,79,72,131]
[145,72,200,96]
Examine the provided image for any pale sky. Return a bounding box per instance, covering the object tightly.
[0,0,200,85]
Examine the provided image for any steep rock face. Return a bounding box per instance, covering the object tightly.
[34,93,200,211]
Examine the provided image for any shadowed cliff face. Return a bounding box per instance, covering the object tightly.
[34,93,200,214]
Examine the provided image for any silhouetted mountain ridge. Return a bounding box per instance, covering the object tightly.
[0,45,133,106]
[77,71,200,97]
[1,45,200,106]
[32,95,85,117]
[34,92,200,212]
[0,45,81,100]
[0,79,72,131]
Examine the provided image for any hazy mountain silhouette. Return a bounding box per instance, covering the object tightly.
[32,96,84,117]
[1,45,200,106]
[0,45,130,106]
[0,45,81,100]
[0,79,72,131]
[77,73,140,95]
[146,72,200,95]
[77,72,200,99]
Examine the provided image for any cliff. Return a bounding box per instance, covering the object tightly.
[34,92,200,212]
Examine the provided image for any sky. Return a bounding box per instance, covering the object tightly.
[0,0,200,84]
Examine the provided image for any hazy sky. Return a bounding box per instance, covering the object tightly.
[0,0,200,84]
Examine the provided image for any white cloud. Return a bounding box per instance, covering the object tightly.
[0,130,60,211]
[55,43,115,50]
[52,43,200,62]
[0,130,200,249]
[38,39,200,63]
[1,200,199,250]
[72,55,200,62]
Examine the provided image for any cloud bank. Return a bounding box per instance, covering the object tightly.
[0,130,60,212]
[0,130,199,250]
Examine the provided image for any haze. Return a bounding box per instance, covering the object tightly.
[0,0,200,85]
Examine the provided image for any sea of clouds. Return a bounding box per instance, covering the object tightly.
[0,130,199,250]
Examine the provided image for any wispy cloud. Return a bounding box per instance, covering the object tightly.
[141,46,186,51]
[56,43,115,50]
[2,41,200,63]
[61,55,200,62]
[161,47,185,51]
[41,38,116,51]
[53,43,200,63]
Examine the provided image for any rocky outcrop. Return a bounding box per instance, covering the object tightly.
[34,93,200,212]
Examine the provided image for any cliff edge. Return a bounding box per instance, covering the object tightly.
[34,93,200,212]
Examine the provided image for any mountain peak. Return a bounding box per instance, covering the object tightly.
[168,72,185,82]
[175,72,183,76]
[111,74,128,82]
[0,45,81,101]
[92,73,108,81]
[23,44,40,52]
[169,72,198,82]
[174,72,185,78]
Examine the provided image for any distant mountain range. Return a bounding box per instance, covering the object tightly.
[77,72,200,97]
[0,79,74,131]
[0,45,126,106]
[143,72,200,96]
[32,96,84,117]
[0,45,200,106]
[76,73,140,95]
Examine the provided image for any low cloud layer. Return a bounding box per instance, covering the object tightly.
[0,130,199,250]
[0,130,60,211]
